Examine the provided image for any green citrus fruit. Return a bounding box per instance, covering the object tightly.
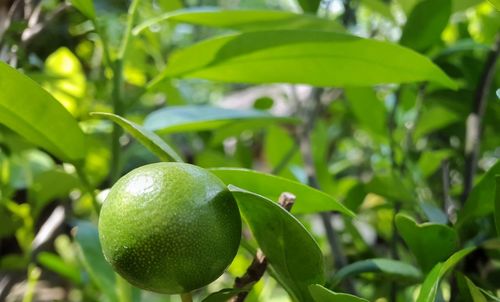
[98,162,241,294]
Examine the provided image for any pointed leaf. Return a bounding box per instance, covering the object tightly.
[151,30,456,89]
[0,61,86,162]
[210,168,354,216]
[91,112,183,162]
[330,258,422,286]
[133,8,342,35]
[144,105,298,133]
[495,176,500,236]
[309,284,369,302]
[416,247,475,302]
[229,186,325,302]
[69,0,96,19]
[395,214,458,272]
[297,0,321,13]
[400,0,451,52]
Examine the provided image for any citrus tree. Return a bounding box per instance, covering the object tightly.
[0,0,499,301]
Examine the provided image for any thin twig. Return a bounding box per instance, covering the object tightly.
[461,33,500,203]
[229,193,296,302]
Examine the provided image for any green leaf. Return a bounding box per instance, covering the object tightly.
[133,8,342,35]
[414,105,461,139]
[495,176,500,236]
[73,221,118,302]
[456,273,488,302]
[229,186,325,302]
[210,168,354,216]
[362,0,395,22]
[416,247,475,302]
[91,112,183,162]
[488,0,500,10]
[330,258,422,286]
[0,61,86,163]
[37,252,82,284]
[417,150,453,178]
[457,160,500,227]
[344,87,387,138]
[309,284,369,302]
[156,0,184,11]
[202,288,248,302]
[365,173,415,203]
[69,0,96,19]
[400,0,452,52]
[395,214,458,272]
[151,30,456,89]
[297,0,321,13]
[144,105,297,134]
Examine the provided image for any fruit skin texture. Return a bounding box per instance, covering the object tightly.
[98,162,241,294]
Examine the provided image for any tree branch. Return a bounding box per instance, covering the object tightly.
[461,33,500,203]
[229,193,296,302]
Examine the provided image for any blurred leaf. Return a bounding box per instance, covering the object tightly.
[91,112,183,162]
[264,126,302,178]
[416,247,475,302]
[487,0,500,9]
[331,258,422,286]
[456,273,488,302]
[29,170,81,218]
[144,105,297,133]
[309,284,369,302]
[453,0,483,12]
[457,160,500,227]
[0,61,86,163]
[43,48,86,116]
[152,30,456,89]
[362,0,395,21]
[417,150,453,178]
[297,0,321,13]
[400,0,451,52]
[395,214,458,272]
[229,186,325,302]
[210,168,354,216]
[414,105,461,139]
[0,205,22,239]
[495,176,500,236]
[69,0,96,19]
[157,0,183,11]
[365,173,414,202]
[37,252,82,284]
[344,87,387,138]
[73,221,118,302]
[0,254,28,270]
[134,8,342,35]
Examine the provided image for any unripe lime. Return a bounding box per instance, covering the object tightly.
[98,162,241,294]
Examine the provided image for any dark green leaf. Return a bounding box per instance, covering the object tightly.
[297,0,321,13]
[37,252,82,284]
[457,160,500,228]
[133,8,342,35]
[416,247,475,302]
[91,112,183,162]
[229,186,325,302]
[202,288,248,302]
[414,105,461,139]
[151,30,456,89]
[309,284,369,302]
[73,221,118,302]
[331,258,422,286]
[400,0,451,52]
[365,173,415,203]
[395,214,458,272]
[210,168,354,216]
[144,105,297,134]
[344,87,387,138]
[456,273,488,302]
[0,61,86,163]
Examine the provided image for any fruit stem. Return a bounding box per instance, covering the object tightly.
[180,292,193,302]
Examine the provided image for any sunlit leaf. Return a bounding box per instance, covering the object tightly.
[91,112,183,162]
[151,30,456,89]
[210,168,354,216]
[69,0,96,19]
[0,61,86,162]
[229,186,325,302]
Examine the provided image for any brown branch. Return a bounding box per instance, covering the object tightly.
[461,33,500,203]
[229,193,296,302]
